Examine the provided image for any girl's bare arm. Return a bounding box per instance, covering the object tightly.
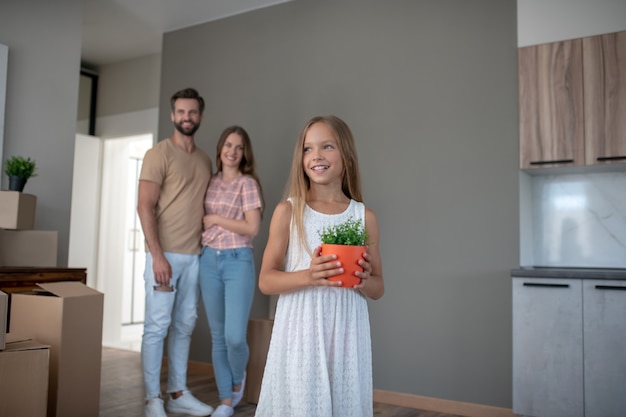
[258,201,343,295]
[354,207,384,300]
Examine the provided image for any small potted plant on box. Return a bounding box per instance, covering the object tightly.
[4,155,37,192]
[318,217,369,288]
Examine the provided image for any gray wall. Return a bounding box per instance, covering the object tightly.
[97,54,161,118]
[0,0,83,267]
[160,0,518,408]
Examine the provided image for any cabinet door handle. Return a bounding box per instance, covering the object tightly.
[529,159,574,165]
[596,156,626,162]
[523,282,570,288]
[595,285,626,291]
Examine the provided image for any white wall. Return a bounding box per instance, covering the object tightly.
[69,134,102,286]
[518,0,626,46]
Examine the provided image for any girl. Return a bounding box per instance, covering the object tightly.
[255,115,384,417]
[199,126,264,417]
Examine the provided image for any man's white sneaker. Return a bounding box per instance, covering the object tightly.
[212,404,234,417]
[166,390,214,416]
[145,398,167,417]
[231,372,246,408]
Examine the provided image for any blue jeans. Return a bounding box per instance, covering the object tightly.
[141,252,200,399]
[199,246,255,400]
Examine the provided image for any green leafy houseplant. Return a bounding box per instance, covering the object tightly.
[4,155,37,192]
[4,155,37,179]
[318,217,369,246]
[319,217,369,288]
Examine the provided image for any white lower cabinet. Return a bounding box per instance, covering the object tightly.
[513,277,626,417]
[513,278,583,417]
[583,279,626,417]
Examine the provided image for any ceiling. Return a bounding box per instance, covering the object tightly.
[81,0,291,67]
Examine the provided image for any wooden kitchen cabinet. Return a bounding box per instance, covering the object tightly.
[519,30,626,170]
[583,31,626,166]
[519,39,585,169]
[583,280,626,417]
[512,277,584,417]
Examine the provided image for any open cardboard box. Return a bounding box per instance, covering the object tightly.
[0,333,50,417]
[10,282,103,417]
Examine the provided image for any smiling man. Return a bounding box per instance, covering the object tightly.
[137,88,214,417]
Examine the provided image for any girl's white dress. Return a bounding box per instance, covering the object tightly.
[254,199,373,417]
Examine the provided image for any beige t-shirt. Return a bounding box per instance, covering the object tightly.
[140,138,212,254]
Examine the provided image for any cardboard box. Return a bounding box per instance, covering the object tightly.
[0,229,57,267]
[0,290,6,350]
[0,333,50,417]
[10,282,104,417]
[0,190,36,229]
[245,317,274,404]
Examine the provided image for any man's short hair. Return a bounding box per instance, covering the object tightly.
[170,88,205,114]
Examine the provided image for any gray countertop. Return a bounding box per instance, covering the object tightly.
[511,267,626,280]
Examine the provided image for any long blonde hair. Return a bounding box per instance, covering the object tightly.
[284,115,363,253]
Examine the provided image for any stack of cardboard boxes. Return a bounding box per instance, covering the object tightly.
[10,282,104,417]
[0,331,50,417]
[0,190,58,266]
[0,250,51,417]
[0,190,104,417]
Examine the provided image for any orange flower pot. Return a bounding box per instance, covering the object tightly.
[320,243,365,288]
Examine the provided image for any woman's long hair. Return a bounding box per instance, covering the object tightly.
[215,125,264,215]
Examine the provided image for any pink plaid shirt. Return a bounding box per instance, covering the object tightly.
[201,173,262,249]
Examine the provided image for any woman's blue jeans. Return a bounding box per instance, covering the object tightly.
[199,246,255,400]
[141,252,200,399]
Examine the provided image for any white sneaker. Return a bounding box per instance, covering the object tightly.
[232,371,246,407]
[167,390,214,416]
[145,398,167,417]
[212,404,234,417]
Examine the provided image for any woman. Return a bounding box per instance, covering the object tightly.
[199,125,264,417]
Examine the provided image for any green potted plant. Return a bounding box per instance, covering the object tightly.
[4,155,37,192]
[318,217,369,288]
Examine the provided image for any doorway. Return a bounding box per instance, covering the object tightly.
[70,133,152,351]
[103,134,152,351]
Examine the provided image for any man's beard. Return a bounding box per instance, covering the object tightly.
[174,121,200,136]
